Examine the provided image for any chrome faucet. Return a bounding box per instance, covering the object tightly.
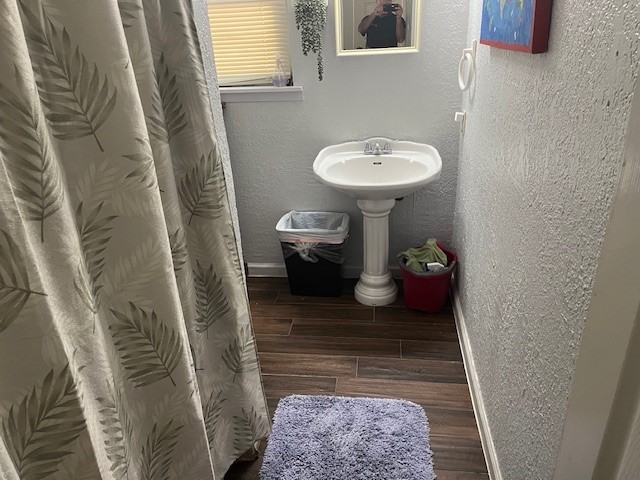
[364,141,393,155]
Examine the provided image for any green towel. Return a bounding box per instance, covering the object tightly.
[398,238,448,272]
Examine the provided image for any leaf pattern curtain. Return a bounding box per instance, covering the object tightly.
[0,0,270,479]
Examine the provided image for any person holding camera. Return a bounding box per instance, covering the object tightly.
[357,0,406,48]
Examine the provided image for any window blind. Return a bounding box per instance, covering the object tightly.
[207,0,292,86]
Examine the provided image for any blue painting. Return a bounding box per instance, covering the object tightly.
[480,0,552,53]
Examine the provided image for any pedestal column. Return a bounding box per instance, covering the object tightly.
[354,199,398,306]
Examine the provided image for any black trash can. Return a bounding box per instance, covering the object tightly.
[276,211,349,297]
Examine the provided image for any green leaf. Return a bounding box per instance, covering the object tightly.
[118,0,142,29]
[232,406,267,454]
[103,237,164,304]
[168,447,212,480]
[145,100,168,143]
[140,420,182,480]
[74,202,116,322]
[0,229,46,334]
[109,302,183,388]
[178,149,226,225]
[146,53,188,143]
[193,261,230,337]
[203,389,225,448]
[75,160,121,206]
[172,8,208,96]
[96,381,132,480]
[168,228,188,275]
[123,137,157,189]
[18,1,118,151]
[222,326,258,382]
[224,229,244,279]
[0,364,86,480]
[0,67,64,242]
[52,441,101,480]
[73,263,99,316]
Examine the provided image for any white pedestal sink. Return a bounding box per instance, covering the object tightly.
[313,138,442,306]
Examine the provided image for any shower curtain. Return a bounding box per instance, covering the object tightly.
[0,0,270,479]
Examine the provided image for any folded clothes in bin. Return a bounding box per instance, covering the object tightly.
[399,244,457,313]
[397,238,448,272]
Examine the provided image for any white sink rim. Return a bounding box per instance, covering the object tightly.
[313,138,442,200]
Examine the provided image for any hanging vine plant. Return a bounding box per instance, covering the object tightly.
[294,0,327,81]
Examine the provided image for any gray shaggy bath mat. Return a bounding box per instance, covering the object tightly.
[260,395,435,480]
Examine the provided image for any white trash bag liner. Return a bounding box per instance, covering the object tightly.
[276,211,349,244]
[276,211,349,264]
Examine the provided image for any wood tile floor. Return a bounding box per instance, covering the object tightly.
[225,277,488,479]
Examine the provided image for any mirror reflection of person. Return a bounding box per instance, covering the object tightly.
[357,0,406,48]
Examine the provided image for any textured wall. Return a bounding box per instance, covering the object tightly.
[454,1,639,479]
[223,0,468,271]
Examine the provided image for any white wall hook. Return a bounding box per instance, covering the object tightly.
[458,40,477,91]
[454,110,467,134]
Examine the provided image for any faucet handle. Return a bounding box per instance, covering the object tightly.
[364,142,373,154]
[382,142,392,154]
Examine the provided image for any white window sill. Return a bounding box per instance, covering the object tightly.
[219,86,304,103]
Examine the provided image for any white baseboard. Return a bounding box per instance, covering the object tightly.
[451,276,502,480]
[247,263,402,279]
[246,263,287,277]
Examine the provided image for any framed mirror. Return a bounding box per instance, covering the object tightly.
[335,0,421,56]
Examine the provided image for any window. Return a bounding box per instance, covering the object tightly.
[207,0,292,87]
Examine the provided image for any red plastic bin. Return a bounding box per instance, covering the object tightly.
[399,244,457,313]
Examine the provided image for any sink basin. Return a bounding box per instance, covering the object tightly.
[313,139,442,200]
[312,138,443,307]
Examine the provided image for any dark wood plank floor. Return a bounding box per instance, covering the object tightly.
[225,277,488,479]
